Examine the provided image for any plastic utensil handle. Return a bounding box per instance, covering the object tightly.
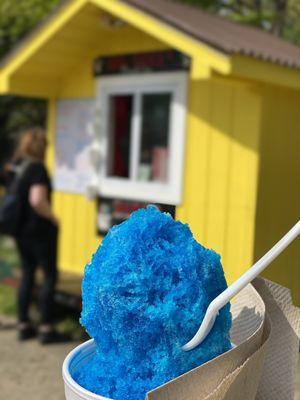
[183,220,300,351]
[212,220,300,312]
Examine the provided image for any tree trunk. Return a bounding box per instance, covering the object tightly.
[272,0,288,37]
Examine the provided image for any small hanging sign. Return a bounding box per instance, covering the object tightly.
[96,197,175,236]
[94,50,190,76]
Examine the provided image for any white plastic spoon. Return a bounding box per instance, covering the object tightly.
[182,220,300,351]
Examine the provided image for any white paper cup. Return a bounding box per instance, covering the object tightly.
[62,339,112,400]
[63,339,236,400]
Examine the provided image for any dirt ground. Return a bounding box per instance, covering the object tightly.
[296,357,300,400]
[0,316,78,400]
[0,315,300,400]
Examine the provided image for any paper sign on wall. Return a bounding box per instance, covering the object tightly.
[54,99,95,194]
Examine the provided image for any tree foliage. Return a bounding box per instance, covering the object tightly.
[0,0,61,58]
[0,0,60,163]
[0,97,46,162]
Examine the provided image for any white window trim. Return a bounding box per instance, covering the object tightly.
[95,72,187,205]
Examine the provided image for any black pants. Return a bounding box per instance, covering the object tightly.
[16,227,58,324]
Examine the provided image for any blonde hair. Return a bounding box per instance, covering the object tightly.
[13,127,47,163]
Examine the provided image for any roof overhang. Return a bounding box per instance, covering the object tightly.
[231,55,300,90]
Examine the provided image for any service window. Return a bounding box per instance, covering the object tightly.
[96,73,187,205]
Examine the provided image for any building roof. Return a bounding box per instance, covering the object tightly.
[124,0,300,69]
[1,0,300,99]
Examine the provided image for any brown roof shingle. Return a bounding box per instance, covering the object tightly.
[123,0,300,69]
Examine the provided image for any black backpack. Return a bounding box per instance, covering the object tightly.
[0,161,30,237]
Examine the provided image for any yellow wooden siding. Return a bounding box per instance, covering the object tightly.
[45,99,55,171]
[59,29,167,98]
[231,55,300,90]
[177,78,261,285]
[255,87,300,305]
[52,192,99,274]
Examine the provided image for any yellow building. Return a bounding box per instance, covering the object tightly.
[0,0,299,303]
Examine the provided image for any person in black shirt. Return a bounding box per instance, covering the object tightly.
[1,128,66,343]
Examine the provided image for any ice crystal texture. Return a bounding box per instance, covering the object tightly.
[73,206,232,399]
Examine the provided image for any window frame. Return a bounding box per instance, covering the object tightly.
[95,72,187,205]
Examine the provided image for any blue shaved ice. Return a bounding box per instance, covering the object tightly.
[73,206,232,399]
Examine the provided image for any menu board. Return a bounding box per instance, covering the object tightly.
[54,99,95,194]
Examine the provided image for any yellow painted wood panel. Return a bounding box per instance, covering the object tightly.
[74,195,100,273]
[232,55,300,90]
[86,198,100,262]
[204,82,233,258]
[72,196,84,272]
[9,77,60,98]
[58,29,167,98]
[46,99,56,171]
[52,192,100,274]
[54,192,101,274]
[223,87,261,283]
[61,193,75,270]
[178,79,262,285]
[254,87,300,305]
[176,79,212,238]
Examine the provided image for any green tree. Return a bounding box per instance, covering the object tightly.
[0,0,61,164]
[0,0,61,57]
[0,97,46,162]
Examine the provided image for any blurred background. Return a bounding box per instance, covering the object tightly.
[0,0,299,399]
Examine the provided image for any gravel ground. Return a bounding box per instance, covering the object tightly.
[0,316,79,400]
[296,357,300,400]
[0,315,299,400]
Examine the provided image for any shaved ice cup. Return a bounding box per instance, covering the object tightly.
[63,339,109,400]
[62,279,300,400]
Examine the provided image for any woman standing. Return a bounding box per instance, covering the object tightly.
[1,128,64,343]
